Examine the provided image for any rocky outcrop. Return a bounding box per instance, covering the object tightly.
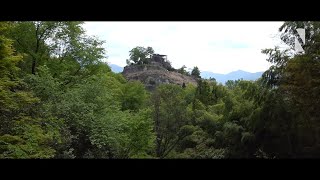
[122,55,198,90]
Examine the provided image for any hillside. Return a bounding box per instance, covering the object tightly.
[110,63,263,84]
[122,57,198,90]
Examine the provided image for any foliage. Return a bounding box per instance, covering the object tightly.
[191,66,201,78]
[127,46,154,65]
[2,21,320,159]
[177,65,190,75]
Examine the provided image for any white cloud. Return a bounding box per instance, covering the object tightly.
[82,21,284,74]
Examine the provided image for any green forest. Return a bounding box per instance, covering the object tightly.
[0,21,319,158]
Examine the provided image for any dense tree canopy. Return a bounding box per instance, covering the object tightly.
[127,46,154,65]
[1,21,319,159]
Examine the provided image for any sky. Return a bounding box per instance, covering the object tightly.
[82,22,285,74]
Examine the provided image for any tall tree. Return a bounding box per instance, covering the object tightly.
[8,21,106,83]
[128,46,154,65]
[257,21,320,157]
[0,22,63,159]
[151,84,193,158]
[191,66,201,78]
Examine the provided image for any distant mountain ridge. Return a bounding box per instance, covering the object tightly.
[200,70,263,84]
[109,64,123,73]
[109,64,263,84]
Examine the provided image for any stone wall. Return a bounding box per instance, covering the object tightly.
[122,64,168,75]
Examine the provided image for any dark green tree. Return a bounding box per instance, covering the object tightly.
[128,46,154,65]
[191,66,201,78]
